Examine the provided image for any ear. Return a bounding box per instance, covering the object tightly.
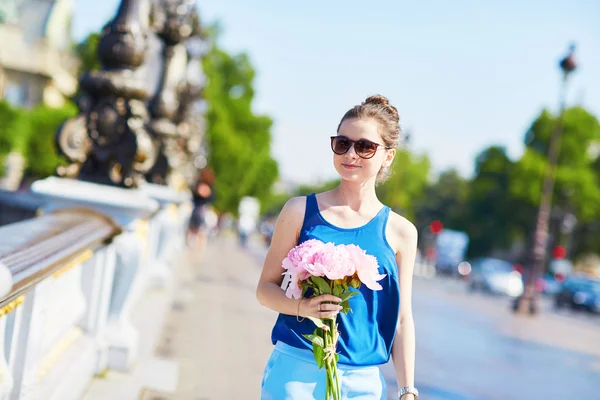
[383,148,396,168]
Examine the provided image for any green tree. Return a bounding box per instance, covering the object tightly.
[0,101,28,156]
[414,169,469,234]
[0,100,75,178]
[74,32,101,75]
[24,103,78,178]
[377,149,430,221]
[512,107,600,220]
[462,146,534,258]
[202,35,279,215]
[511,107,600,257]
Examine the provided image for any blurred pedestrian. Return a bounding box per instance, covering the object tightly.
[187,166,216,257]
[238,214,255,248]
[203,206,219,238]
[256,95,419,399]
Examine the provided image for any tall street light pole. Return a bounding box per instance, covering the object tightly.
[515,44,577,315]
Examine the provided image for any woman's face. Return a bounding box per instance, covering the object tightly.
[332,118,395,183]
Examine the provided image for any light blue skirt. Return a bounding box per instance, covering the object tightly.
[261,341,387,400]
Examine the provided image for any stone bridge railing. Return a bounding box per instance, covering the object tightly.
[0,177,190,400]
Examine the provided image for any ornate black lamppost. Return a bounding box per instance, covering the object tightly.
[144,0,204,186]
[56,0,205,188]
[514,44,577,315]
[56,0,155,187]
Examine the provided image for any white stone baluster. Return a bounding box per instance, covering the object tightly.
[0,315,14,400]
[9,285,47,400]
[30,177,160,374]
[79,246,117,374]
[104,231,145,371]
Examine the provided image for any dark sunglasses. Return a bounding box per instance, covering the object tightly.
[330,135,389,159]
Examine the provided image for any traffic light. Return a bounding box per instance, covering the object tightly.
[429,220,443,235]
[553,245,566,260]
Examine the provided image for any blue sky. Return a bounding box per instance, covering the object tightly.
[73,0,600,184]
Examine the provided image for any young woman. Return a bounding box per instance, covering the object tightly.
[256,95,418,399]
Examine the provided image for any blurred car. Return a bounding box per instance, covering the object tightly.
[554,275,600,313]
[538,273,564,296]
[467,257,524,297]
[434,229,470,276]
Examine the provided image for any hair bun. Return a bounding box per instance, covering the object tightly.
[363,95,389,106]
[363,94,399,122]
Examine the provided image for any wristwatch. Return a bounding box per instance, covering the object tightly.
[398,386,419,399]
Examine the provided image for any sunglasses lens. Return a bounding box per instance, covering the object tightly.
[355,140,377,158]
[332,137,351,154]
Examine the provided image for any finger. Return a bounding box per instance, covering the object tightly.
[319,303,343,312]
[318,311,340,319]
[318,294,343,303]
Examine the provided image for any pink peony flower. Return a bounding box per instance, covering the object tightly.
[287,239,325,265]
[281,239,385,298]
[286,274,303,299]
[282,239,326,298]
[313,242,356,281]
[345,244,386,290]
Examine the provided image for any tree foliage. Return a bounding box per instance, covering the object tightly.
[24,103,77,178]
[414,168,469,234]
[0,101,26,158]
[74,32,101,75]
[202,36,279,215]
[377,149,431,221]
[512,107,600,222]
[0,100,75,178]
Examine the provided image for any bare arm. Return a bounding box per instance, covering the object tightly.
[390,217,418,398]
[256,197,341,319]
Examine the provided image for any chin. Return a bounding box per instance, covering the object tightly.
[335,166,371,182]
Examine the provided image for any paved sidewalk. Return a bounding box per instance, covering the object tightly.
[154,236,276,399]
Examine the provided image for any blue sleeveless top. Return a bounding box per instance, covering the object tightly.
[270,193,400,366]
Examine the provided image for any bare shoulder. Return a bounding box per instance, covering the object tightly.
[259,196,307,284]
[274,196,307,235]
[280,196,306,220]
[387,211,418,253]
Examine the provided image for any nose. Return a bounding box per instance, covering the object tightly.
[345,143,359,159]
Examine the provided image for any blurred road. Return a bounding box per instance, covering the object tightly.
[156,235,600,399]
[384,277,600,399]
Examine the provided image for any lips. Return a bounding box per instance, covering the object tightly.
[342,164,360,169]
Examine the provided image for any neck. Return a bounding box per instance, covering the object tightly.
[332,178,380,211]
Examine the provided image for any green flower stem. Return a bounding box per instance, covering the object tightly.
[322,325,332,399]
[324,317,341,400]
[327,281,336,399]
[332,318,340,399]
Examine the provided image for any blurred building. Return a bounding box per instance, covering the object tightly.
[0,0,78,108]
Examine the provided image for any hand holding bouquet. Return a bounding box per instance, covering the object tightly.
[281,239,386,400]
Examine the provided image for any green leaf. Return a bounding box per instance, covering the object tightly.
[340,300,352,314]
[307,316,327,329]
[310,276,331,295]
[332,285,343,297]
[313,341,325,369]
[339,291,358,302]
[303,332,325,348]
[302,285,309,297]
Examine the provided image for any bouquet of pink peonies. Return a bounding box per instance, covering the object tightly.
[281,239,386,400]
